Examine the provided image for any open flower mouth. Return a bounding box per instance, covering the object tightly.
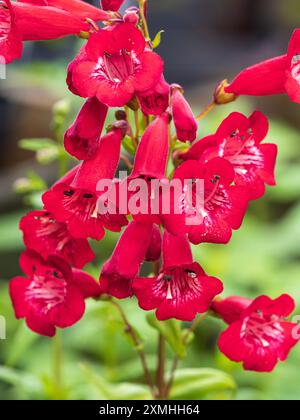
[156,266,202,301]
[242,311,285,348]
[94,49,138,83]
[291,54,300,85]
[25,273,67,315]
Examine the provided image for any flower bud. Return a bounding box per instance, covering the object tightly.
[124,7,139,25]
[214,79,237,105]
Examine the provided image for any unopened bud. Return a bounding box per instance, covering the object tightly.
[107,120,129,137]
[124,7,139,25]
[115,110,127,120]
[214,79,237,105]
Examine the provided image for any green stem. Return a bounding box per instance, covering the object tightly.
[156,334,166,399]
[53,331,63,395]
[110,299,156,397]
[165,314,207,398]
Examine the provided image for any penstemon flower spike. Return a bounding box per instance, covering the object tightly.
[5,0,300,400]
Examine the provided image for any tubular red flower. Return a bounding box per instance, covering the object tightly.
[171,86,198,142]
[42,127,128,240]
[137,75,170,116]
[216,294,300,372]
[64,97,108,160]
[225,29,300,104]
[133,232,223,321]
[145,224,162,262]
[211,296,253,324]
[99,221,153,299]
[9,250,100,337]
[101,0,124,12]
[174,157,250,244]
[13,1,90,41]
[71,23,164,107]
[181,111,277,200]
[19,0,111,22]
[130,113,169,180]
[20,210,95,268]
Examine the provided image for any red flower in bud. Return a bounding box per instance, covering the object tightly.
[9,250,100,337]
[133,232,223,321]
[0,0,90,63]
[215,294,299,372]
[64,97,108,160]
[101,0,124,12]
[174,158,250,244]
[124,6,139,25]
[71,23,164,107]
[225,29,300,104]
[182,111,277,200]
[42,127,127,240]
[171,86,198,142]
[99,221,153,299]
[145,224,162,262]
[137,75,170,116]
[19,0,111,22]
[20,210,95,269]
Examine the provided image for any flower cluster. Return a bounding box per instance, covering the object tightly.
[5,0,300,372]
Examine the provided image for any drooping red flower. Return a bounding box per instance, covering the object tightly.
[18,0,111,22]
[99,221,153,299]
[145,224,162,262]
[214,294,300,372]
[71,23,164,107]
[181,111,277,200]
[211,296,253,324]
[174,157,250,244]
[137,75,170,116]
[9,250,100,337]
[133,232,223,321]
[101,0,124,12]
[20,210,95,269]
[64,97,108,160]
[225,29,300,104]
[67,44,88,95]
[0,0,90,63]
[171,85,198,142]
[42,126,128,240]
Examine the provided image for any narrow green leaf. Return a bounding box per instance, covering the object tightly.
[152,30,165,49]
[18,138,56,152]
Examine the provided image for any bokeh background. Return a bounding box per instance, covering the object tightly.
[1,0,300,400]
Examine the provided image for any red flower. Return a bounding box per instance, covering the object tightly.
[133,232,223,321]
[137,75,170,116]
[214,294,300,372]
[101,0,124,12]
[145,224,162,262]
[20,210,95,269]
[225,29,300,104]
[42,126,128,240]
[9,250,100,337]
[99,221,154,299]
[71,23,164,107]
[19,0,111,22]
[64,97,108,160]
[0,0,23,63]
[0,0,89,63]
[182,111,277,200]
[171,86,198,142]
[174,157,250,244]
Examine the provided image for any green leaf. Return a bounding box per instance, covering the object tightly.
[146,314,186,357]
[152,30,164,49]
[122,135,136,155]
[170,368,236,400]
[36,146,60,165]
[13,170,46,195]
[0,366,43,398]
[18,138,56,152]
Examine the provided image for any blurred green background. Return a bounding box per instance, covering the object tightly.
[1,0,300,401]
